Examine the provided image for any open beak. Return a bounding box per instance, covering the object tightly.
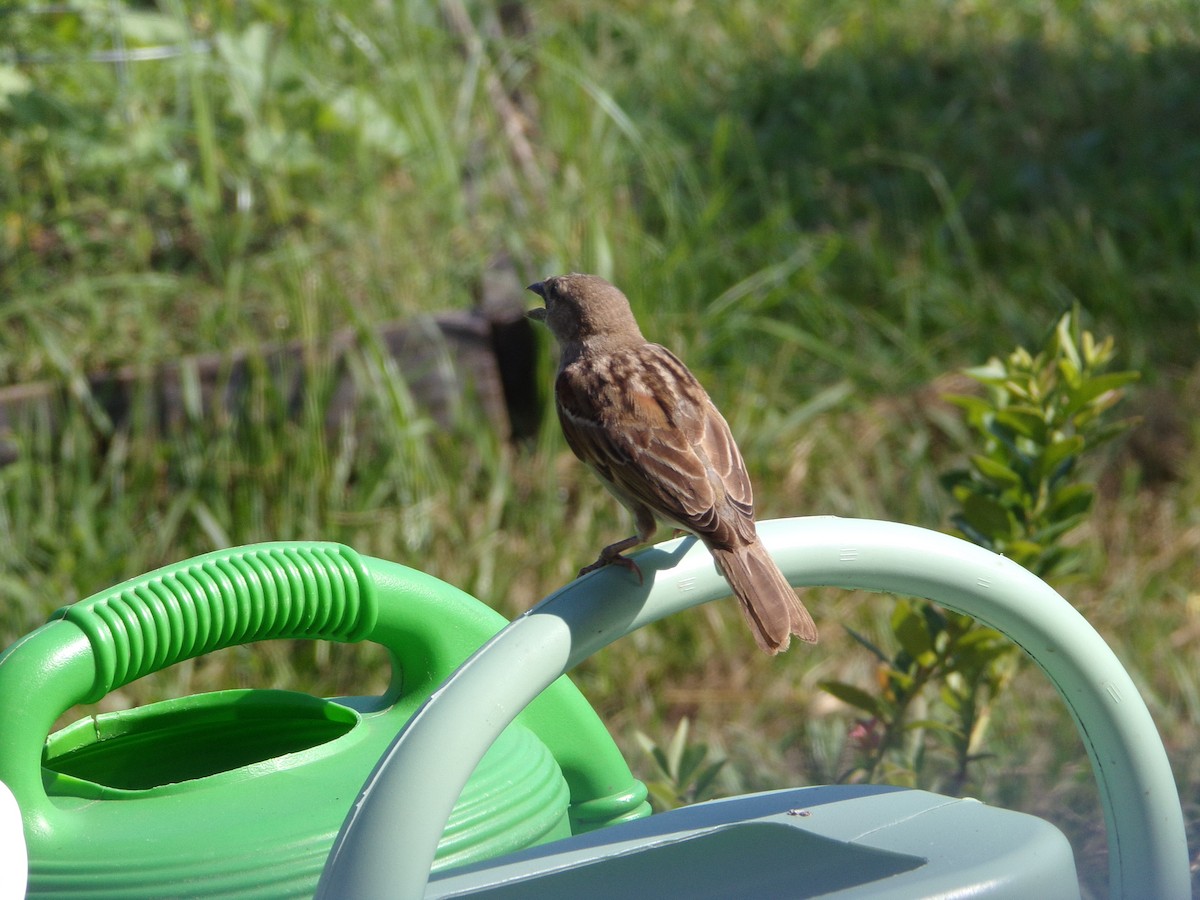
[526,281,547,321]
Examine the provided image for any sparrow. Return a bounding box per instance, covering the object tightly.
[527,273,817,654]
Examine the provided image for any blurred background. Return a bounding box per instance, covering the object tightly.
[1,1,1197,894]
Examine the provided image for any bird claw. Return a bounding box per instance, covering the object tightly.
[579,553,644,585]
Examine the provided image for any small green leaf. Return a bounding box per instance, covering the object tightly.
[952,512,994,549]
[820,680,884,718]
[942,393,993,421]
[992,407,1048,444]
[952,632,1014,676]
[1055,311,1083,375]
[960,494,1015,542]
[961,361,1007,385]
[652,745,671,778]
[940,684,964,711]
[666,718,690,778]
[1056,354,1082,388]
[1046,483,1094,520]
[1005,539,1046,566]
[634,730,672,781]
[1033,434,1084,485]
[677,742,708,786]
[891,603,934,661]
[1002,378,1034,402]
[1065,370,1139,416]
[692,759,728,799]
[1082,331,1117,367]
[954,627,1009,652]
[970,454,1023,488]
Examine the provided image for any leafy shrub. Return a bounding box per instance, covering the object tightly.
[822,306,1138,791]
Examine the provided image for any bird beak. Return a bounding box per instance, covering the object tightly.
[526,281,547,321]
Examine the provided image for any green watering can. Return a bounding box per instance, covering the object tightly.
[0,543,650,897]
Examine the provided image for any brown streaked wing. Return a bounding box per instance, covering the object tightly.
[699,404,756,519]
[555,347,721,532]
[651,345,757,543]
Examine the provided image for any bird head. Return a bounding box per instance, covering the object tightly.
[526,273,644,347]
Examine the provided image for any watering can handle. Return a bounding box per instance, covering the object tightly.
[319,517,1190,900]
[50,542,378,703]
[0,541,521,815]
[0,541,641,850]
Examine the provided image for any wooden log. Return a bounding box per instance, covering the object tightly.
[0,307,541,465]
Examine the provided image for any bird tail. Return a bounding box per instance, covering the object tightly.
[710,541,818,655]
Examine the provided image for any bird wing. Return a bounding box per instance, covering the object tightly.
[697,394,756,527]
[556,344,757,546]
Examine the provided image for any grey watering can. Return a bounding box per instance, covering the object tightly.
[320,517,1188,899]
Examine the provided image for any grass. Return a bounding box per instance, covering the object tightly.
[2,1,1199,895]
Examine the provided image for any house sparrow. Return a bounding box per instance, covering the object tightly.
[527,273,817,654]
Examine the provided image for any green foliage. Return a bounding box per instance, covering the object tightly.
[634,718,726,811]
[943,306,1140,579]
[822,307,1139,792]
[0,3,471,382]
[823,601,1018,792]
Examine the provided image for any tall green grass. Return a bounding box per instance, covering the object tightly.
[2,2,1198,894]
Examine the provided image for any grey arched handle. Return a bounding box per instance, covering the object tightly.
[317,517,1189,900]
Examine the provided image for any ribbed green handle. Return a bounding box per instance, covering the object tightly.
[50,543,377,703]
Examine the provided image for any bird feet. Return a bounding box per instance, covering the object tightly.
[579,538,644,584]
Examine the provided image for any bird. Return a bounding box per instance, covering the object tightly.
[526,272,817,654]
